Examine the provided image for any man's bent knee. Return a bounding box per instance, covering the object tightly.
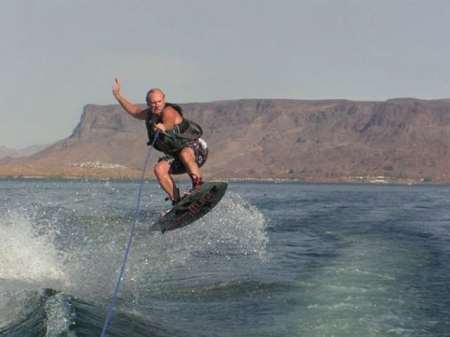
[154,161,169,178]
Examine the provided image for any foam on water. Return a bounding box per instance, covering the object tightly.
[270,227,445,336]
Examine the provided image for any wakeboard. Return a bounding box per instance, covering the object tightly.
[152,181,228,233]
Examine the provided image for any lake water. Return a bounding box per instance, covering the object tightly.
[1,179,449,336]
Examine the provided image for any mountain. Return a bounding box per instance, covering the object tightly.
[0,144,50,160]
[2,98,450,182]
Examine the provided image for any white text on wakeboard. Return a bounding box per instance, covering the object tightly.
[166,186,217,231]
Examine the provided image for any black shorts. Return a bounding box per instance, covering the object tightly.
[158,138,208,175]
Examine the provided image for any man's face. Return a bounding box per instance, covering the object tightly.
[148,91,165,114]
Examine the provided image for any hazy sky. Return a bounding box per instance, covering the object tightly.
[2,0,449,149]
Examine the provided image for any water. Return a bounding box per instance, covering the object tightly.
[0,179,449,336]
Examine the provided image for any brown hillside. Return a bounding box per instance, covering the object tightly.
[2,98,450,182]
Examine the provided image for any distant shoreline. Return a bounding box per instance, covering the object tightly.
[0,166,442,185]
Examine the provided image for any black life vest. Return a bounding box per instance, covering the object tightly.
[145,103,203,152]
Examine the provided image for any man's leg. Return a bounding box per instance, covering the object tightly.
[179,147,199,177]
[179,147,203,189]
[154,160,179,202]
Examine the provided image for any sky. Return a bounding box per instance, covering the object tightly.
[1,0,450,149]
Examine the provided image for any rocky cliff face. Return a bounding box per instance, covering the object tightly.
[3,98,450,182]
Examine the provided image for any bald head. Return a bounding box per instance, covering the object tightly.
[146,88,165,103]
[146,88,166,113]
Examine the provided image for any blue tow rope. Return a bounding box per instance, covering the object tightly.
[100,133,159,336]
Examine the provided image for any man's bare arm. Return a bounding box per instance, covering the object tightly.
[112,78,148,120]
[156,105,182,132]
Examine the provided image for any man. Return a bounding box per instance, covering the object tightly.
[112,78,208,205]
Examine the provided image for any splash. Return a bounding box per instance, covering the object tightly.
[128,191,270,301]
[195,191,269,258]
[0,209,65,284]
[137,191,267,265]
